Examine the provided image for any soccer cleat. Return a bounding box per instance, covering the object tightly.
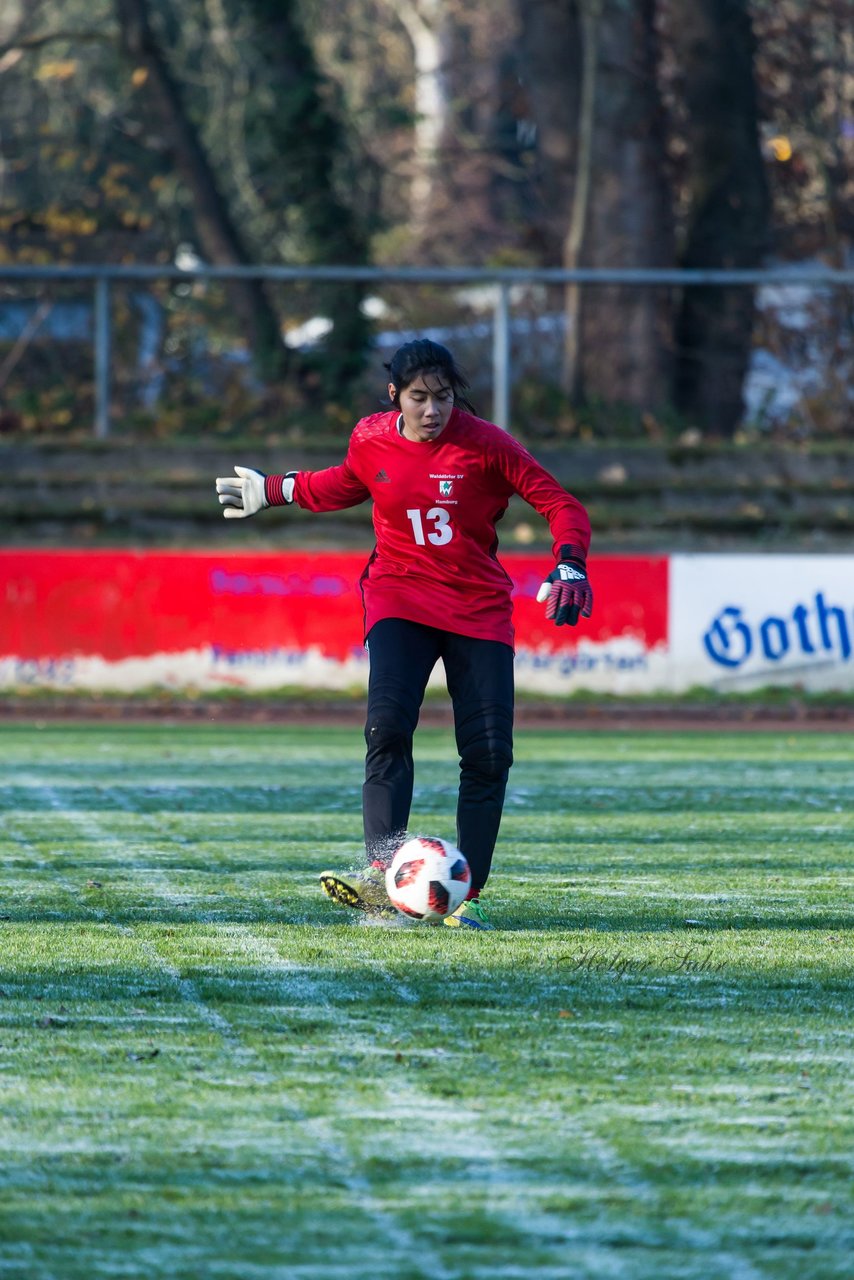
[443,897,493,930]
[319,864,394,916]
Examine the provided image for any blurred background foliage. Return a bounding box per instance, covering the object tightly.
[0,0,852,443]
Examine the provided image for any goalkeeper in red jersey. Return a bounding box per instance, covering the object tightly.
[216,339,592,929]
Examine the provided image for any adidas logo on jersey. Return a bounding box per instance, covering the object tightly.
[375,469,391,482]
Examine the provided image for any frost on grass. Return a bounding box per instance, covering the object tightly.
[0,726,852,1279]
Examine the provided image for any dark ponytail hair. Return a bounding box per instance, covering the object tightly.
[384,339,476,413]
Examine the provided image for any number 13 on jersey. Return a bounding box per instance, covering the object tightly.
[406,507,454,546]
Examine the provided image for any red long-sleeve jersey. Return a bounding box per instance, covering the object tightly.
[290,408,590,647]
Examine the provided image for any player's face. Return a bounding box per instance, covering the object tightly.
[393,373,455,442]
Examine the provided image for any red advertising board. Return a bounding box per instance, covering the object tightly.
[0,551,668,667]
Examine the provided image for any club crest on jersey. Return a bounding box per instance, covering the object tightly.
[439,480,453,496]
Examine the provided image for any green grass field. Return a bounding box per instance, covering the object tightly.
[0,721,852,1279]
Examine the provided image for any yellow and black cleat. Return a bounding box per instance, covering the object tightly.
[320,866,395,916]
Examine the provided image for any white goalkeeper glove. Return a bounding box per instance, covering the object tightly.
[215,466,296,519]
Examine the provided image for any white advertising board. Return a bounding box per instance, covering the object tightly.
[670,554,854,692]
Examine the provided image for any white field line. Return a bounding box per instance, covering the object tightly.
[81,777,432,1010]
[218,926,674,1275]
[206,926,458,1277]
[261,925,745,1277]
[8,774,783,1278]
[93,773,425,1006]
[9,777,239,1045]
[11,777,595,1269]
[10,777,453,1280]
[0,805,110,923]
[203,925,622,1272]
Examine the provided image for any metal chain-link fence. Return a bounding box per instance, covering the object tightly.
[1,264,852,441]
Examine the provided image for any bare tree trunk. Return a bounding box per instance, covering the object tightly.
[513,0,581,261]
[393,0,453,238]
[244,0,370,392]
[114,0,286,375]
[578,0,674,410]
[562,0,601,400]
[670,0,769,436]
[517,0,672,412]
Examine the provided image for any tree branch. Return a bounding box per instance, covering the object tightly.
[0,30,113,59]
[114,0,286,374]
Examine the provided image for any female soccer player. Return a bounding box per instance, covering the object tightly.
[216,339,592,929]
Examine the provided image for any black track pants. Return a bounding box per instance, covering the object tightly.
[362,618,514,894]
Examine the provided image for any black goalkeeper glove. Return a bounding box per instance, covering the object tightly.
[536,545,593,627]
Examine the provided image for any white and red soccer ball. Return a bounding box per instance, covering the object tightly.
[385,836,471,921]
